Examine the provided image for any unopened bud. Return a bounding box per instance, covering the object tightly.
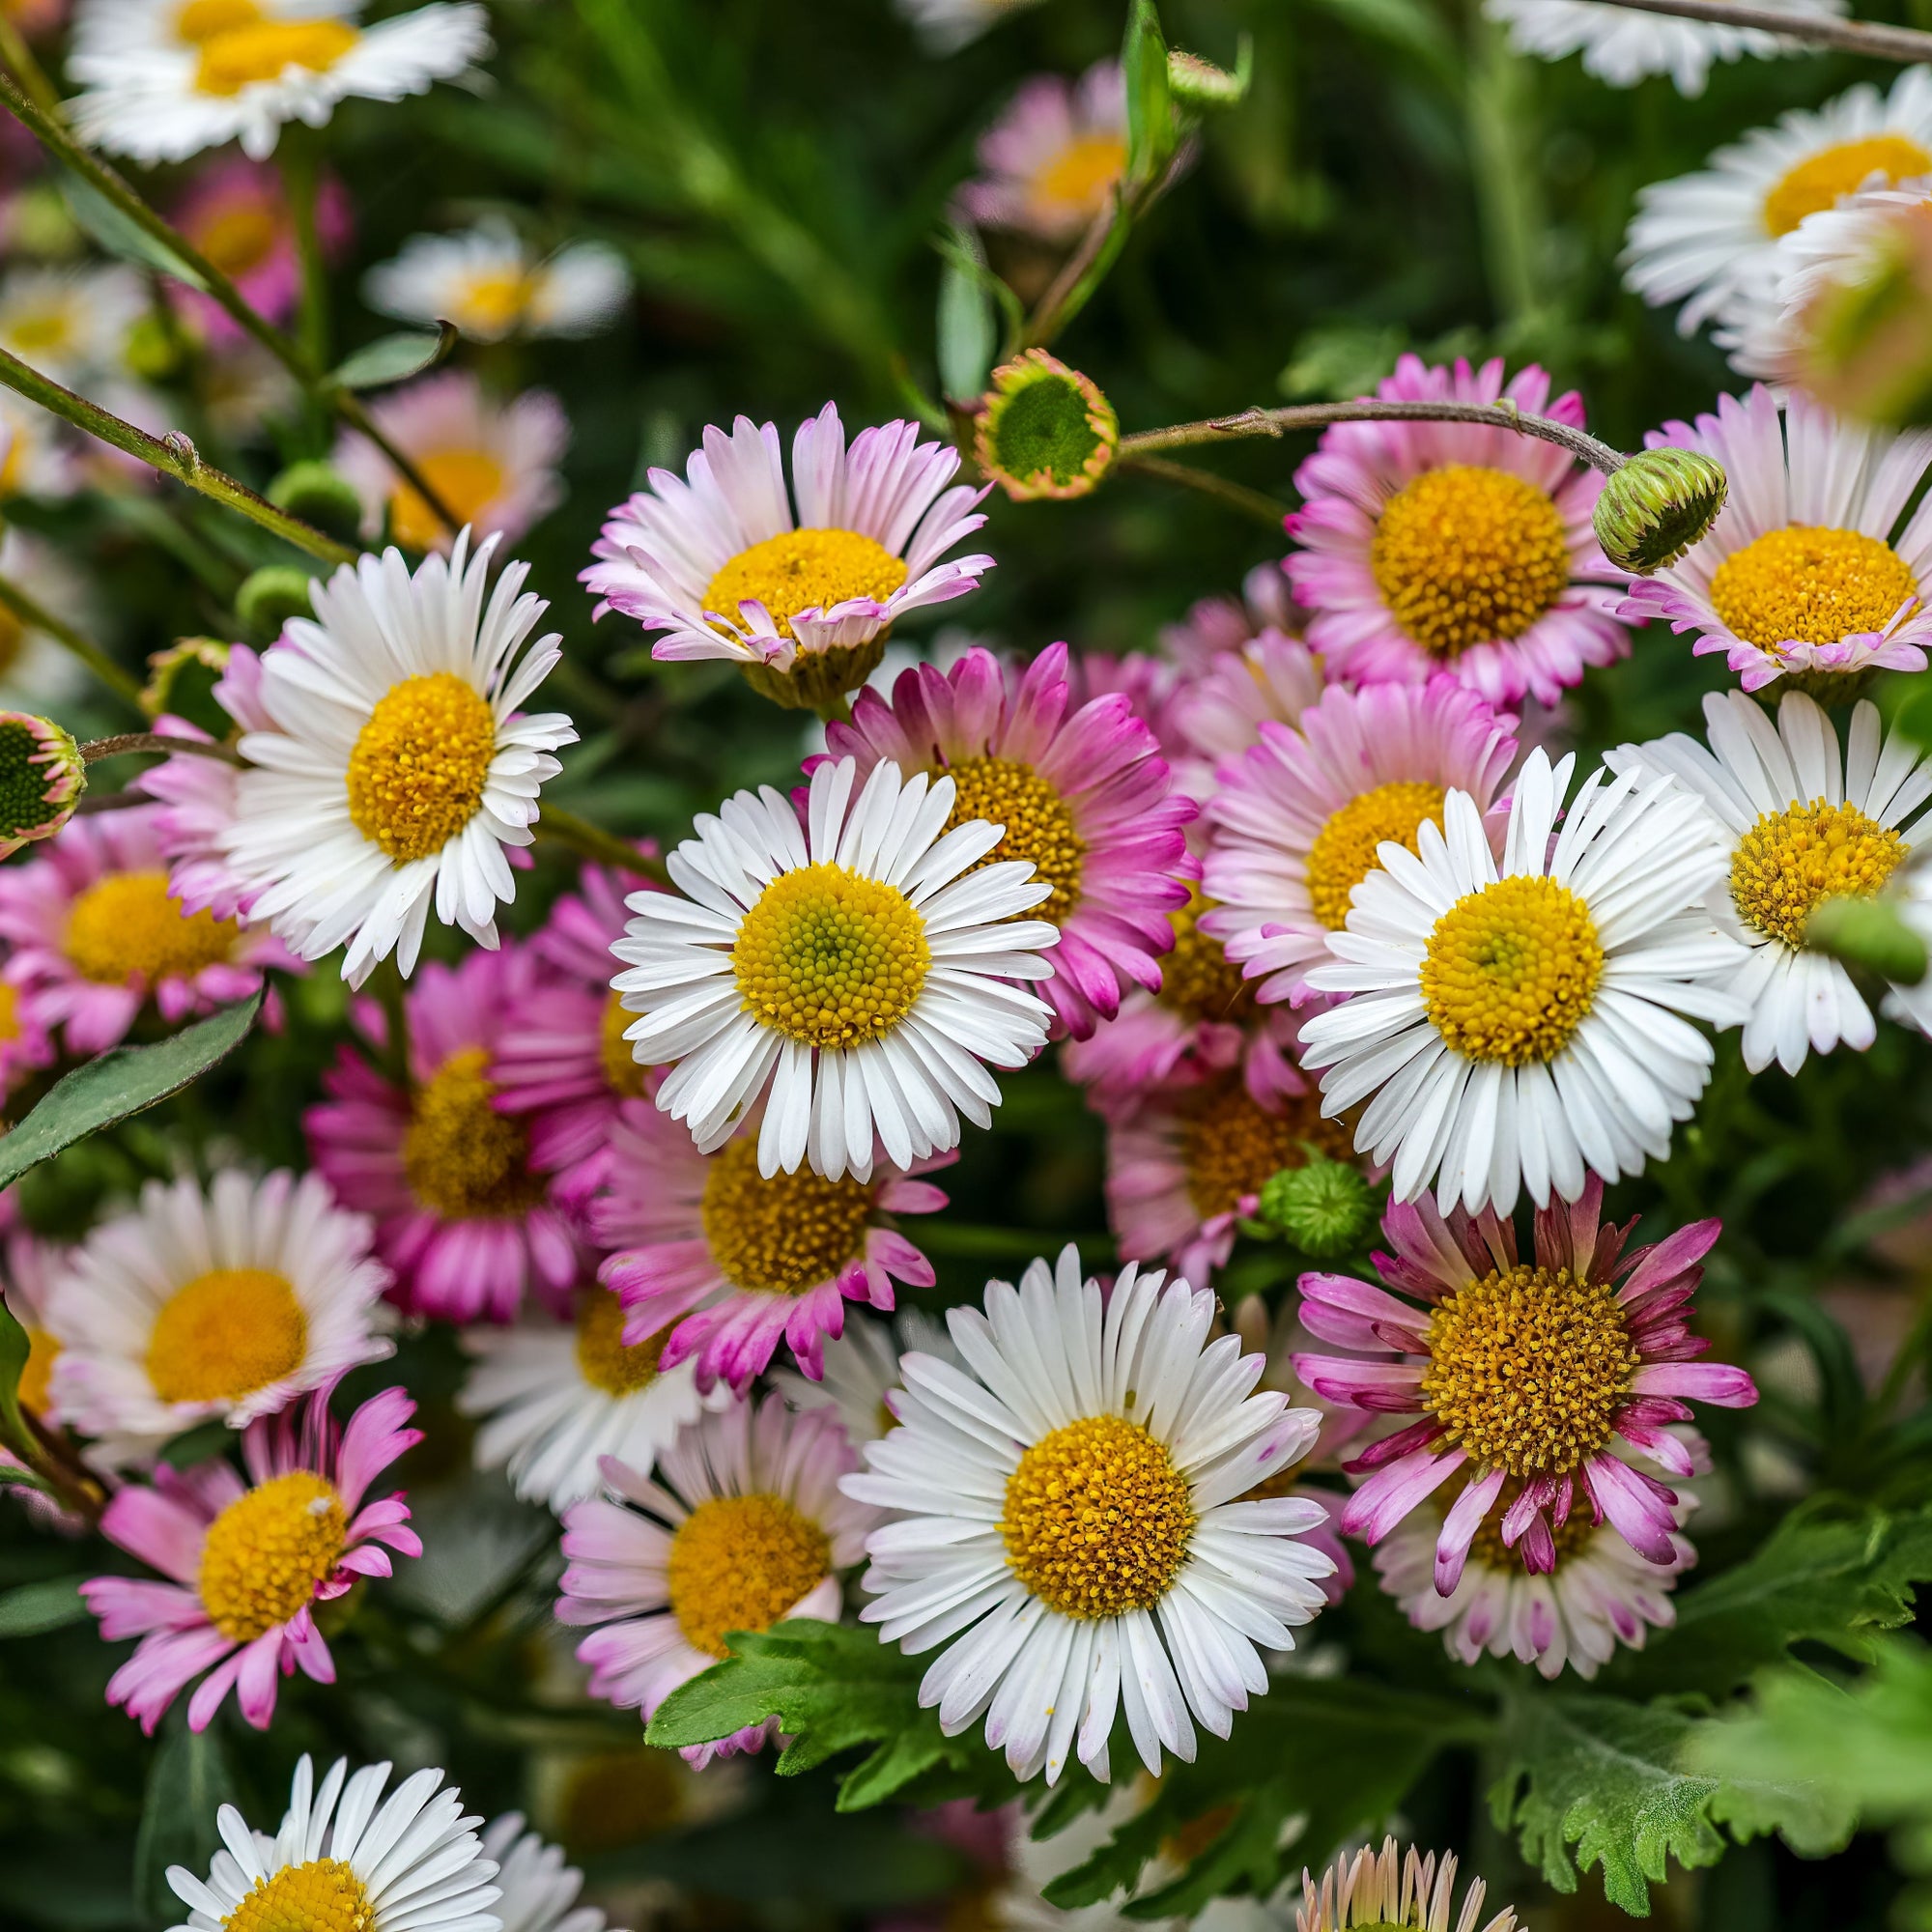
[1168,44,1249,107]
[0,712,83,858]
[1257,1151,1376,1260]
[1806,893,1929,986]
[235,566,314,645]
[267,461,365,546]
[1593,448,1729,576]
[142,638,233,737]
[975,350,1119,502]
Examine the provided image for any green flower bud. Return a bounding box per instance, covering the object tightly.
[268,461,366,546]
[235,566,315,645]
[1257,1152,1376,1260]
[142,638,234,739]
[1592,448,1729,576]
[0,712,84,858]
[1167,45,1249,107]
[975,351,1119,502]
[1806,893,1930,987]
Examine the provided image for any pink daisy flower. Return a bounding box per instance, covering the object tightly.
[1201,678,1518,1007]
[957,62,1128,242]
[1292,1179,1757,1590]
[592,1095,950,1392]
[818,643,1193,1038]
[2,1232,80,1530]
[78,1386,422,1734]
[171,156,351,343]
[1158,563,1303,671]
[1285,355,1631,707]
[1170,632,1328,809]
[306,946,579,1322]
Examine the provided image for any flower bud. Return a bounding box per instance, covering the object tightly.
[1592,448,1729,576]
[1805,893,1929,987]
[268,461,366,546]
[142,638,234,738]
[975,351,1119,502]
[1167,46,1249,107]
[235,566,314,645]
[1257,1151,1376,1260]
[0,711,84,858]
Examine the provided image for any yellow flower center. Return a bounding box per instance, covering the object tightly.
[574,1288,668,1395]
[146,1267,307,1406]
[455,270,535,336]
[345,670,497,866]
[1463,1471,1602,1569]
[64,871,241,986]
[940,754,1086,926]
[387,448,508,554]
[193,201,280,279]
[1708,526,1920,651]
[4,302,74,359]
[599,988,651,1098]
[197,1469,348,1641]
[666,1492,831,1659]
[1031,135,1129,222]
[1370,465,1572,660]
[193,16,359,96]
[1420,1263,1639,1476]
[222,1859,372,1932]
[0,980,23,1042]
[1179,1078,1348,1221]
[1421,875,1605,1066]
[1729,796,1906,949]
[15,1323,57,1416]
[732,863,930,1048]
[1763,134,1932,238]
[703,529,908,642]
[175,0,261,40]
[1305,781,1450,931]
[1000,1413,1194,1619]
[698,1135,873,1293]
[402,1046,544,1220]
[1155,886,1253,1023]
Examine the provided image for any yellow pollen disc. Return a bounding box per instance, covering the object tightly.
[1763,134,1932,237]
[1370,465,1572,660]
[1729,795,1905,949]
[666,1492,831,1659]
[345,670,497,865]
[599,988,651,1098]
[222,1858,372,1932]
[1463,1472,1600,1570]
[146,1267,307,1406]
[732,863,930,1048]
[174,0,260,42]
[1708,525,1919,651]
[1305,781,1450,931]
[455,270,535,335]
[1420,1263,1639,1476]
[65,871,241,986]
[1421,875,1605,1066]
[1000,1413,1194,1619]
[1031,135,1129,220]
[703,528,908,642]
[940,754,1086,926]
[1155,885,1253,1023]
[698,1135,873,1293]
[403,1046,544,1220]
[193,201,279,278]
[194,16,358,95]
[1179,1078,1350,1222]
[575,1288,668,1395]
[387,448,507,554]
[4,303,74,357]
[15,1324,57,1416]
[198,1469,348,1641]
[0,980,23,1043]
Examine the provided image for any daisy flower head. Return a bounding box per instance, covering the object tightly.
[592,1094,950,1392]
[0,261,146,384]
[44,1168,393,1466]
[163,1752,500,1932]
[582,404,993,712]
[171,154,350,343]
[770,1305,961,1444]
[215,528,577,986]
[1169,630,1327,807]
[1298,1838,1518,1932]
[366,217,632,343]
[1483,0,1842,96]
[483,1812,627,1932]
[1617,385,1932,695]
[1158,562,1302,675]
[843,1246,1336,1784]
[1285,355,1630,708]
[958,62,1127,243]
[821,643,1193,1038]
[609,754,1059,1184]
[0,529,101,713]
[80,1386,422,1733]
[1293,1179,1756,1589]
[896,0,1043,53]
[556,1393,876,1765]
[1201,677,1519,1008]
[1,1235,79,1529]
[306,945,580,1321]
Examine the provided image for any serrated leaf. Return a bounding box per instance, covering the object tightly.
[59,174,208,289]
[132,1714,241,1924]
[1122,0,1177,189]
[328,326,458,392]
[0,1576,87,1637]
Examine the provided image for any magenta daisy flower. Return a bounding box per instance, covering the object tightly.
[956,61,1127,242]
[306,945,579,1321]
[820,643,1193,1037]
[1201,679,1518,1007]
[1292,1179,1756,1588]
[592,1095,950,1392]
[1286,355,1631,707]
[78,1386,421,1734]
[1170,631,1327,808]
[171,156,350,344]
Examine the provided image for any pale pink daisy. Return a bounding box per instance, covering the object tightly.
[957,62,1127,242]
[170,155,350,344]
[2,1232,79,1530]
[1170,632,1328,810]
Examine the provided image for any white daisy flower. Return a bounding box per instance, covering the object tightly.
[0,530,96,711]
[365,218,632,343]
[841,1245,1336,1785]
[482,1812,627,1932]
[1296,748,1748,1217]
[770,1307,961,1444]
[610,754,1058,1184]
[164,1753,501,1932]
[895,0,1044,52]
[44,1168,393,1467]
[0,391,81,501]
[216,528,577,987]
[0,263,147,384]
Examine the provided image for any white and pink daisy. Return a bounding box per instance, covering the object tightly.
[1286,356,1630,707]
[957,62,1128,242]
[170,155,350,343]
[79,1386,422,1733]
[2,1232,78,1528]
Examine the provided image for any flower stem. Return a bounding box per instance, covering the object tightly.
[78,731,243,767]
[0,21,59,119]
[535,802,671,884]
[0,570,145,711]
[1589,0,1932,59]
[280,132,331,379]
[1116,452,1288,527]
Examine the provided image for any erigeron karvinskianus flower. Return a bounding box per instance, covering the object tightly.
[483,1812,629,1932]
[1295,749,1748,1216]
[171,154,350,342]
[842,1245,1335,1784]
[0,262,146,385]
[0,708,83,860]
[80,1387,422,1733]
[0,531,98,712]
[215,529,576,985]
[609,755,1059,1183]
[555,1394,876,1766]
[1297,1838,1518,1932]
[958,62,1128,243]
[583,404,992,712]
[366,218,632,343]
[2,1234,79,1528]
[974,352,1118,499]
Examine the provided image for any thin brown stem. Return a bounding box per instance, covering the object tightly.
[1017,198,1121,352]
[1116,452,1289,527]
[1592,0,1932,61]
[0,571,144,711]
[78,731,243,767]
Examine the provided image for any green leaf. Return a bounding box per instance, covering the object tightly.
[0,1576,87,1637]
[156,1418,236,1470]
[1122,0,1178,189]
[0,993,262,1196]
[59,174,208,289]
[0,1295,29,1458]
[327,325,458,392]
[132,1714,241,1925]
[936,226,998,404]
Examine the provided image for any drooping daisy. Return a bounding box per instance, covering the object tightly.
[0,262,146,384]
[306,945,581,1321]
[163,1753,501,1932]
[1293,1179,1756,1584]
[895,0,1044,52]
[583,405,994,709]
[80,1386,422,1733]
[1201,679,1519,1008]
[592,1094,950,1392]
[770,1306,960,1444]
[1297,1838,1518,1932]
[556,1394,876,1765]
[610,755,1059,1183]
[1484,0,1842,96]
[215,529,576,985]
[483,1812,627,1932]
[1296,750,1748,1216]
[1287,356,1628,707]
[843,1246,1336,1784]
[44,1168,392,1467]
[366,218,632,342]
[1617,385,1932,695]
[958,63,1128,243]
[170,153,351,342]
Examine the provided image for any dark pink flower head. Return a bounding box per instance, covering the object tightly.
[1293,1179,1755,1593]
[79,1386,421,1734]
[171,157,351,344]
